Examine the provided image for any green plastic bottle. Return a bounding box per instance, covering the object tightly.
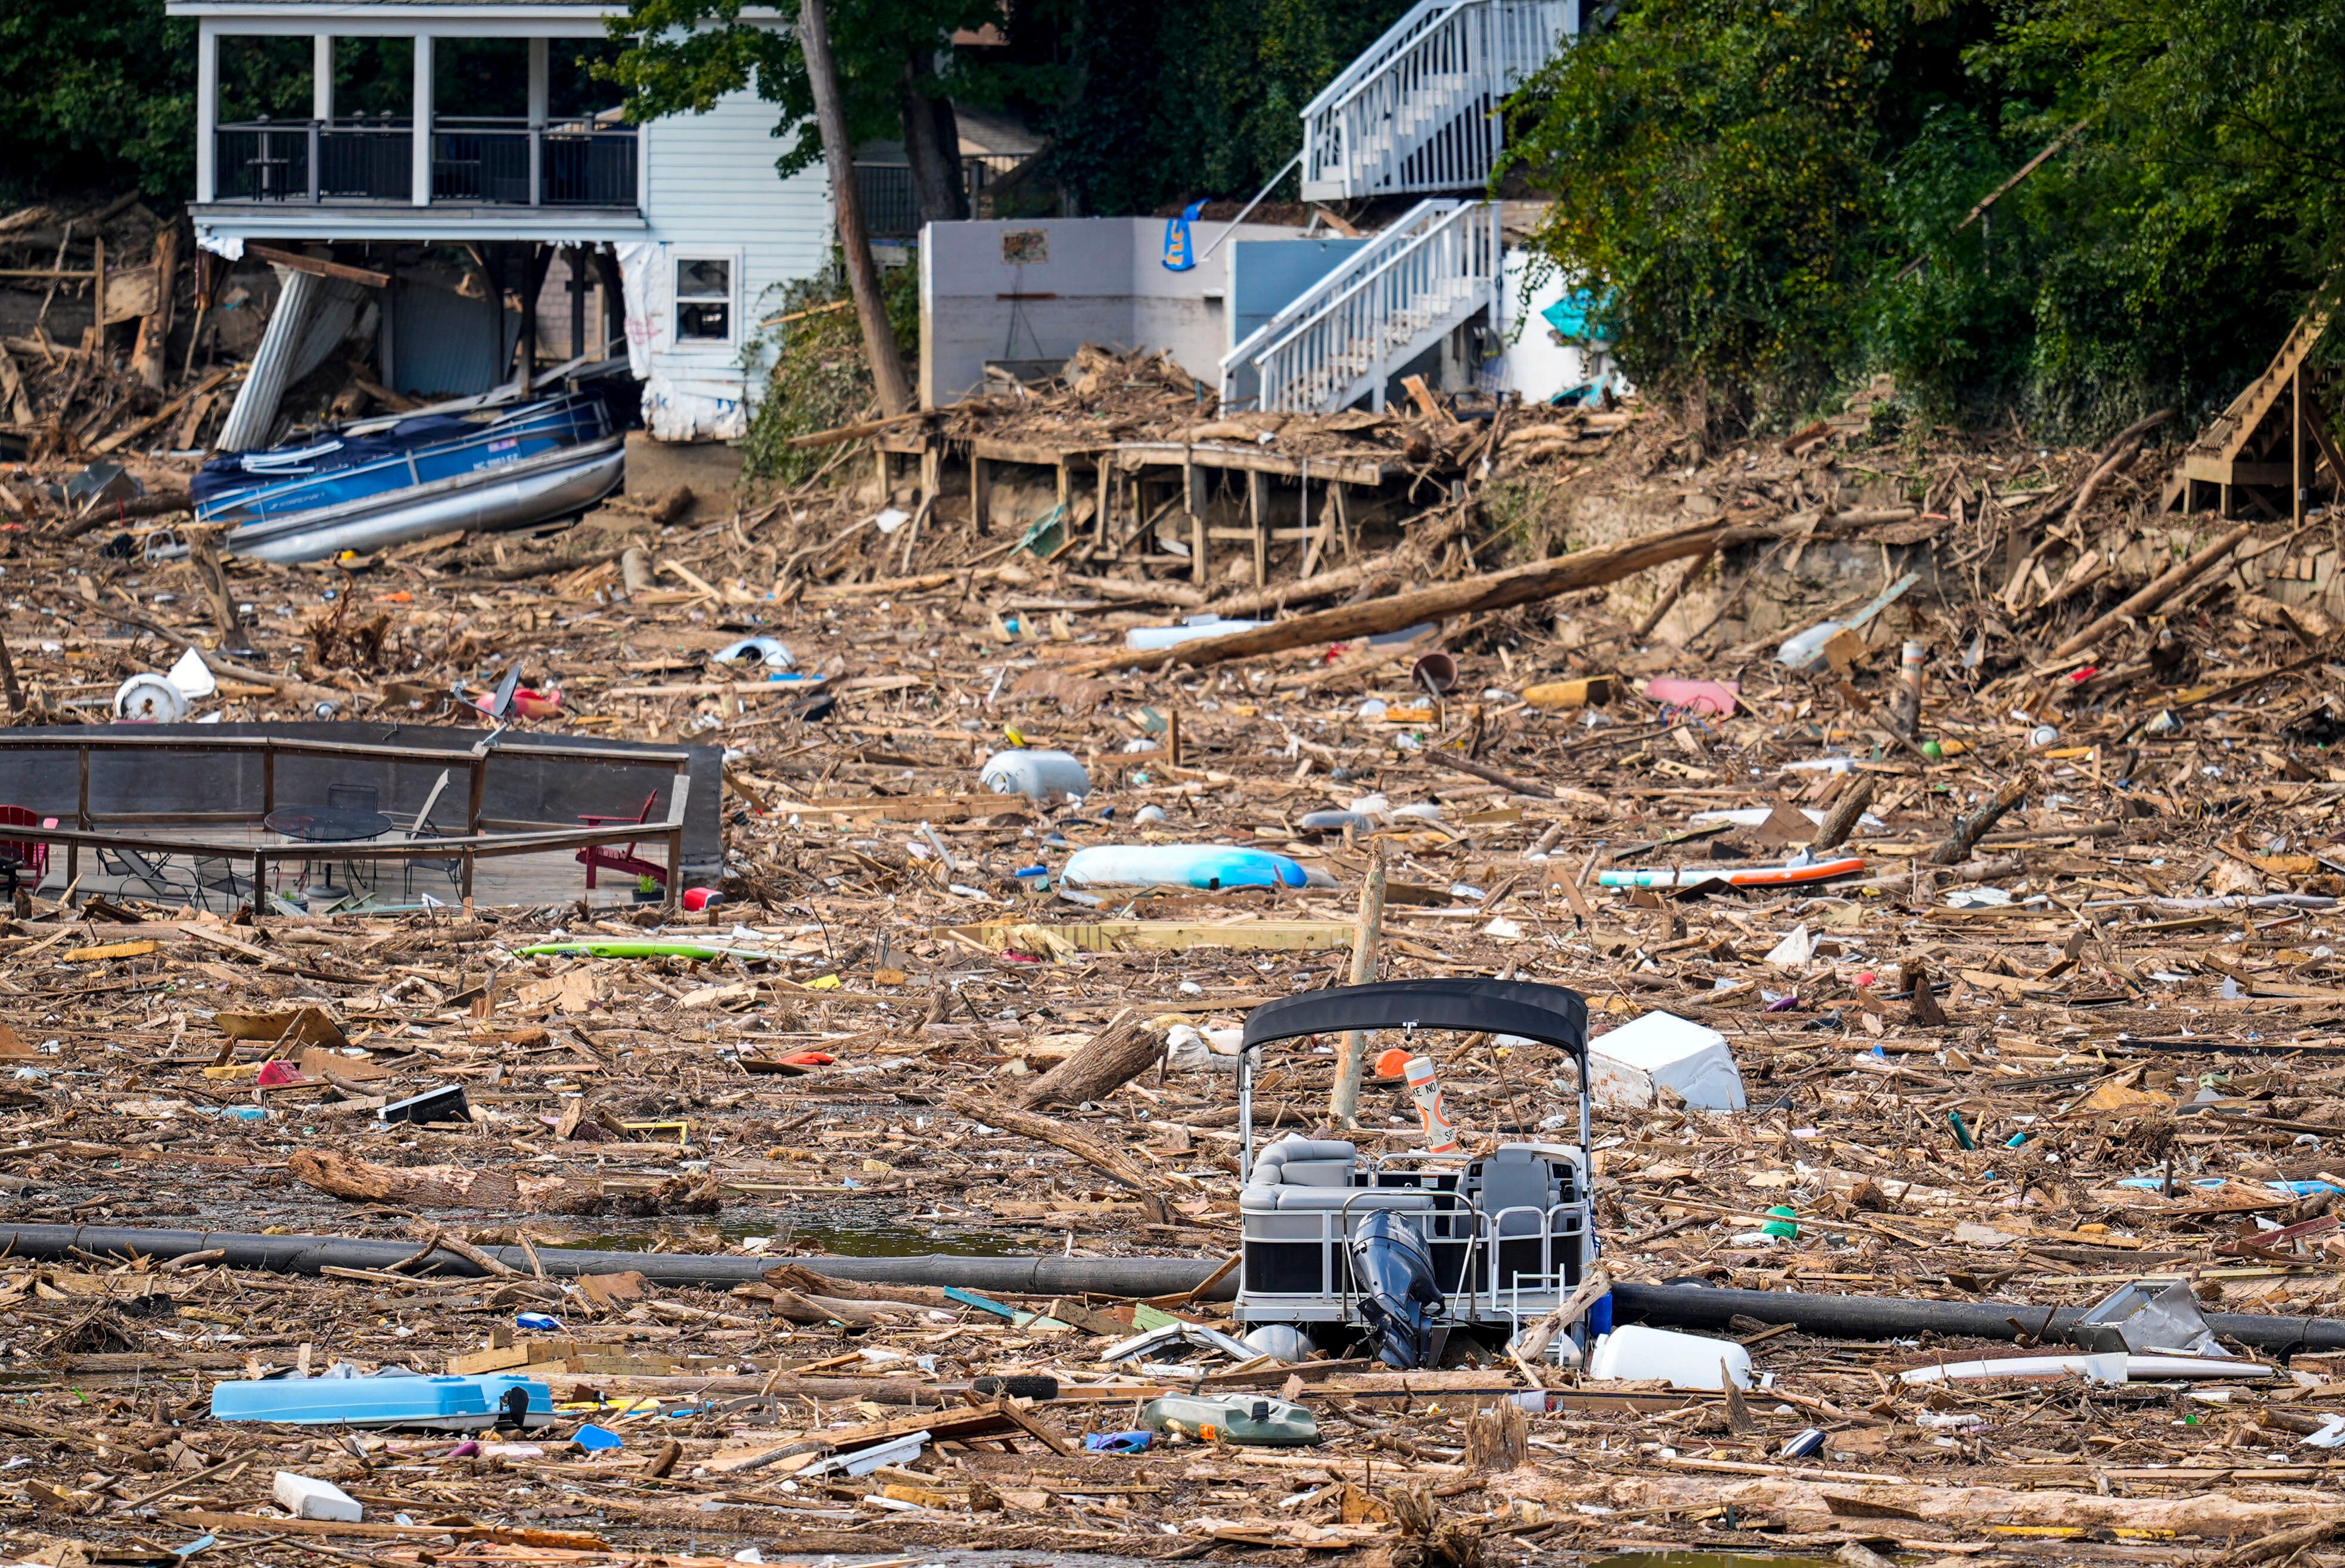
[1139,1393,1321,1447]
[1761,1205,1799,1239]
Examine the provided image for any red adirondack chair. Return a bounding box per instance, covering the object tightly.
[576,791,670,889]
[0,805,56,891]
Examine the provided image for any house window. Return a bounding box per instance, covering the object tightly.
[676,257,733,342]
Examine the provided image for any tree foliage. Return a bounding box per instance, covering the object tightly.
[1026,0,1414,216]
[1505,0,2345,436]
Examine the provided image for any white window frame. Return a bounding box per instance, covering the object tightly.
[671,250,741,348]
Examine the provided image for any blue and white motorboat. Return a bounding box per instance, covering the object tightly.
[187,393,626,562]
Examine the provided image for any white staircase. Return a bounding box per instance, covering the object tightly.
[1301,0,1576,203]
[1221,200,1503,413]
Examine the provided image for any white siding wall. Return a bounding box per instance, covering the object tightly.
[636,91,832,435]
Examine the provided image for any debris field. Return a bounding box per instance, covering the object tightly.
[0,337,2343,1568]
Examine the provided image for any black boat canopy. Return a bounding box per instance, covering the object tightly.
[1242,979,1589,1059]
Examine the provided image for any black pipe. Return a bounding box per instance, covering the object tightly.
[1613,1280,2345,1355]
[0,1224,1229,1299]
[14,1226,2341,1353]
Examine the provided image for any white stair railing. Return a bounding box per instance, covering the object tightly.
[1301,0,1575,202]
[1221,200,1502,414]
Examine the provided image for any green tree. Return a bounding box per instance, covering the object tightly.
[0,0,197,200]
[1028,0,1413,215]
[1501,0,2001,428]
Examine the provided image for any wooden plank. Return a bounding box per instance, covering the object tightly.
[1116,441,1397,486]
[941,919,1358,953]
[245,244,391,289]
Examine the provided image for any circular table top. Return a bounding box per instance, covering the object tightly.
[265,807,392,844]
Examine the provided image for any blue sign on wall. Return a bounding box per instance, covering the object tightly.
[1162,200,1208,271]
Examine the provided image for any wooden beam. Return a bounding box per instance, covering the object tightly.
[245,244,390,290]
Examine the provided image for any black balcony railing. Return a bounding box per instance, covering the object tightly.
[213,119,636,208]
[854,154,1027,239]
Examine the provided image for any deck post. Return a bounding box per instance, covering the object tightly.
[1184,454,1207,585]
[527,37,549,207]
[196,24,219,205]
[1248,468,1270,587]
[412,33,434,207]
[2294,365,2306,528]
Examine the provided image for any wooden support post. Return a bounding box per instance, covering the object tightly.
[465,757,487,835]
[1167,708,1183,767]
[1327,842,1388,1128]
[89,237,105,354]
[971,453,990,534]
[1248,469,1270,588]
[2295,365,2306,528]
[919,440,939,507]
[1184,456,1207,585]
[1335,483,1354,561]
[665,825,683,912]
[873,446,891,502]
[132,222,179,391]
[1093,460,1111,554]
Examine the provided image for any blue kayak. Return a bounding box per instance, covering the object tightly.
[211,1372,554,1430]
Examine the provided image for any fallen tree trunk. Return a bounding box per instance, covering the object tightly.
[947,1093,1172,1222]
[2051,520,2254,659]
[1091,518,1765,673]
[1501,1471,2345,1541]
[287,1149,720,1217]
[1012,1009,1164,1109]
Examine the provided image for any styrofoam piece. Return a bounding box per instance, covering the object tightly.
[1901,1352,2270,1385]
[1587,1325,1752,1390]
[1124,616,1270,651]
[1589,1010,1746,1112]
[274,1471,363,1522]
[979,748,1091,802]
[167,646,217,700]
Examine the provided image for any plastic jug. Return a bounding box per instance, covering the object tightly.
[1139,1393,1320,1446]
[979,748,1091,802]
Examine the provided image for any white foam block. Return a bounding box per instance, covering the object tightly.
[273,1470,363,1522]
[1589,1010,1746,1112]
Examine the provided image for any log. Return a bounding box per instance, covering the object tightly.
[947,1094,1170,1224]
[1932,772,2033,865]
[286,1149,719,1216]
[1091,518,1761,673]
[1811,775,1874,852]
[1012,1008,1164,1109]
[1430,752,1554,799]
[2050,521,2253,659]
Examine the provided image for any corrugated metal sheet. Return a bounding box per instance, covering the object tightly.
[390,278,515,398]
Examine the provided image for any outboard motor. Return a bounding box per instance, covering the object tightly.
[1348,1209,1442,1368]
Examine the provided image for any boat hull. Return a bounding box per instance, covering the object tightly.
[222,435,625,563]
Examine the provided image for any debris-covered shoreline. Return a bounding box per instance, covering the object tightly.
[1,316,2344,1567]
